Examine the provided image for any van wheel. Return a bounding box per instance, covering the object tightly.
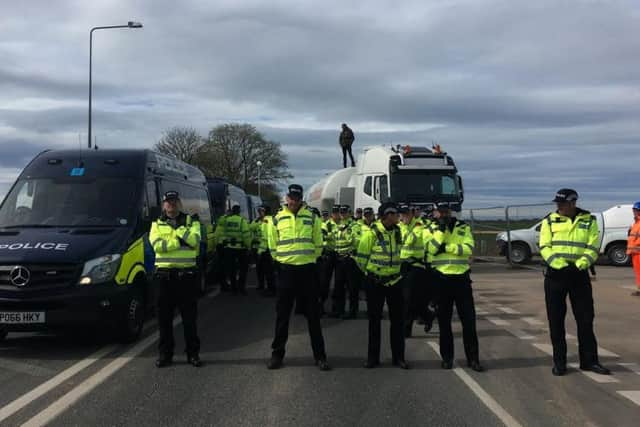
[0,328,7,342]
[118,291,145,343]
[508,242,531,264]
[607,243,629,266]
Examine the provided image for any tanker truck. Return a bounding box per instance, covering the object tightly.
[305,145,464,212]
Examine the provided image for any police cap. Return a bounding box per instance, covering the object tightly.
[287,184,304,200]
[552,188,578,203]
[332,204,341,213]
[378,202,399,217]
[340,205,350,214]
[363,207,374,216]
[162,191,180,202]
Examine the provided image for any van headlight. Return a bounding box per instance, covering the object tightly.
[78,254,122,285]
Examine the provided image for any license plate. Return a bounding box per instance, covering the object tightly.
[0,311,46,324]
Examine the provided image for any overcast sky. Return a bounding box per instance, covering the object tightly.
[1,0,639,211]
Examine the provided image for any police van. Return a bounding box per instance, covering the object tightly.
[0,149,215,342]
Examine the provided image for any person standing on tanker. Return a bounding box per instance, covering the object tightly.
[339,123,356,168]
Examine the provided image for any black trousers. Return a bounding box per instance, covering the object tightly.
[331,256,359,313]
[403,266,435,327]
[342,145,355,168]
[544,268,599,367]
[319,251,336,304]
[365,278,405,362]
[225,248,248,292]
[257,250,275,292]
[156,270,200,358]
[435,272,479,363]
[272,264,327,360]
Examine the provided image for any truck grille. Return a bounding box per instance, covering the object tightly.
[0,264,82,296]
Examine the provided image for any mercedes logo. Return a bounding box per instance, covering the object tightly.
[10,266,30,287]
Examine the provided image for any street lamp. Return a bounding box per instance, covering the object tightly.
[88,21,143,148]
[256,160,263,199]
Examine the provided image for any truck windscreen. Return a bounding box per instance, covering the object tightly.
[0,177,136,228]
[391,171,459,203]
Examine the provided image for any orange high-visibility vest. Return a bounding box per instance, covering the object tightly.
[627,219,640,254]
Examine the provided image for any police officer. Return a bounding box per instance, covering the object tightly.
[425,202,483,372]
[267,184,330,371]
[319,205,340,314]
[150,191,202,368]
[332,205,358,318]
[353,207,363,222]
[221,205,251,295]
[539,189,610,376]
[356,202,408,369]
[398,204,431,338]
[256,206,276,297]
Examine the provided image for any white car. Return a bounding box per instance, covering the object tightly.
[496,205,633,266]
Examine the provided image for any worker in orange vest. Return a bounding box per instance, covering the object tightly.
[627,201,640,296]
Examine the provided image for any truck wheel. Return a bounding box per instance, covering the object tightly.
[0,328,7,342]
[118,291,145,343]
[607,243,630,266]
[508,242,531,264]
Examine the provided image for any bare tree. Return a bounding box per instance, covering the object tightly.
[199,123,292,190]
[154,127,204,163]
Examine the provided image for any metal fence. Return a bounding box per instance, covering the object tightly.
[460,203,555,267]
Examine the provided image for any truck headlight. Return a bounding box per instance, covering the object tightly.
[78,254,122,285]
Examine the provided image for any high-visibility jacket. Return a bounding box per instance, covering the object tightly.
[400,218,425,268]
[355,220,403,286]
[627,218,640,255]
[150,213,201,269]
[322,219,338,252]
[351,219,366,250]
[268,206,322,265]
[539,209,599,270]
[250,218,263,250]
[335,221,354,256]
[257,216,274,254]
[424,219,474,275]
[220,214,251,249]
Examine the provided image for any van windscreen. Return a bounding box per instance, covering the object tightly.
[0,177,136,228]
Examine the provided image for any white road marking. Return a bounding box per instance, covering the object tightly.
[620,285,637,291]
[497,306,520,315]
[522,317,545,326]
[476,311,490,316]
[506,328,535,340]
[618,363,640,375]
[597,347,620,358]
[486,317,510,326]
[532,343,554,356]
[617,391,640,406]
[21,318,181,427]
[426,341,522,427]
[0,359,56,378]
[568,363,619,383]
[565,333,576,339]
[0,345,117,423]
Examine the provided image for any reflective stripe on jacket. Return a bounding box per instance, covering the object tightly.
[322,219,338,251]
[539,210,600,270]
[424,219,474,275]
[150,214,202,269]
[355,220,402,286]
[268,206,322,265]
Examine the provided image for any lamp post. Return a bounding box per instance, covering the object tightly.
[88,21,143,148]
[256,160,263,199]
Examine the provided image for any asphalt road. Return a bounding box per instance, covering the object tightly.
[1,263,639,426]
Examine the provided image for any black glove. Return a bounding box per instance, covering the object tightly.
[191,213,200,221]
[435,243,447,255]
[437,217,448,232]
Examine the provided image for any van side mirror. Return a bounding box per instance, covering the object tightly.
[457,176,464,203]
